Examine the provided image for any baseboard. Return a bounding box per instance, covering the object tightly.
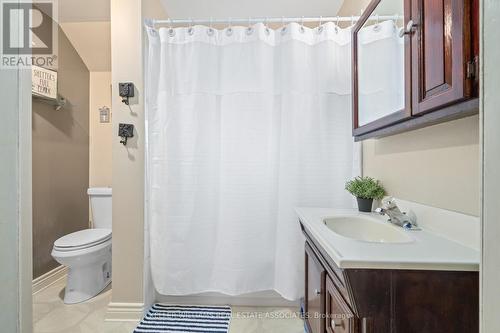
[105,302,144,322]
[32,265,67,295]
[156,290,299,307]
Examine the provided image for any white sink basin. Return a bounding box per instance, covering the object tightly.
[323,216,414,243]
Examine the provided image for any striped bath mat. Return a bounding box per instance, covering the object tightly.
[134,304,231,333]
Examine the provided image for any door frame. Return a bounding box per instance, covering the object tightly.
[1,0,33,330]
[480,0,500,331]
[18,66,33,333]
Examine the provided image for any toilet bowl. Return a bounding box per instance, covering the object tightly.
[52,187,112,304]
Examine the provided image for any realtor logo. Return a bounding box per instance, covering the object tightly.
[1,0,57,68]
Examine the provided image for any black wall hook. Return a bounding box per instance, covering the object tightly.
[119,82,135,105]
[118,123,134,145]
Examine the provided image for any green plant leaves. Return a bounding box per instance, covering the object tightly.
[345,176,386,200]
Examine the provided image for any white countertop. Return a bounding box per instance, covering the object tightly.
[296,207,480,271]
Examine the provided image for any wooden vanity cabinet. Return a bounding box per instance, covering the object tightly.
[352,0,479,140]
[301,222,479,333]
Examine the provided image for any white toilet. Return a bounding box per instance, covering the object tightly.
[52,187,112,304]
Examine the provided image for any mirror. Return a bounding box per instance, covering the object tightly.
[355,0,405,127]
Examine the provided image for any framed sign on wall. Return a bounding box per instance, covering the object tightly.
[32,66,58,100]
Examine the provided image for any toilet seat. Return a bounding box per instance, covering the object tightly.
[54,228,112,252]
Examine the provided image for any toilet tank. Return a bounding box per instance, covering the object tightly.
[88,187,112,229]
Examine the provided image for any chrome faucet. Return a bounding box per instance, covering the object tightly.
[375,197,419,230]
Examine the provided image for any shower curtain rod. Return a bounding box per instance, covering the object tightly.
[146,15,403,28]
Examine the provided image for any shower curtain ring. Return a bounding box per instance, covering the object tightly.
[281,16,287,35]
[246,16,253,35]
[167,18,175,37]
[300,16,305,33]
[188,18,194,35]
[317,16,323,34]
[334,16,340,33]
[226,17,233,36]
[264,17,270,35]
[207,17,214,36]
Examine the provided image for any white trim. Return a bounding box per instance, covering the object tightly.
[32,265,67,295]
[105,302,144,322]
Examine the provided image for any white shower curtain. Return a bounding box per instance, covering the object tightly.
[145,22,363,301]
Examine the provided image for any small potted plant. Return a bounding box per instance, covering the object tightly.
[345,176,386,212]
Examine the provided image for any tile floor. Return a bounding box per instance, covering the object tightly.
[33,278,305,333]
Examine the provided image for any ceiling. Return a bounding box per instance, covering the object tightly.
[43,0,111,71]
[57,0,110,22]
[160,0,344,20]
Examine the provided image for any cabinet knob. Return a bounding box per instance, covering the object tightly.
[314,289,321,295]
[399,19,418,37]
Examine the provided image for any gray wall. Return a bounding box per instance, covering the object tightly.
[32,24,90,279]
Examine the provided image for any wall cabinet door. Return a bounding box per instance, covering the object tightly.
[352,0,479,140]
[305,243,326,333]
[410,0,475,115]
[352,0,411,136]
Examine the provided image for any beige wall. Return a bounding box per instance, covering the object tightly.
[363,115,480,216]
[337,0,403,17]
[337,0,371,16]
[89,71,112,187]
[108,0,167,315]
[337,0,403,28]
[110,0,145,307]
[32,25,90,279]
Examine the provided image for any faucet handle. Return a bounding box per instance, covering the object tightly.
[381,196,397,209]
[375,207,386,215]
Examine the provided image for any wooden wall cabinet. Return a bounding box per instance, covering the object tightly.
[301,222,479,333]
[352,0,479,141]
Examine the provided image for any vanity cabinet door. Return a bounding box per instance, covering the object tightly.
[305,243,326,333]
[325,275,359,333]
[410,0,476,115]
